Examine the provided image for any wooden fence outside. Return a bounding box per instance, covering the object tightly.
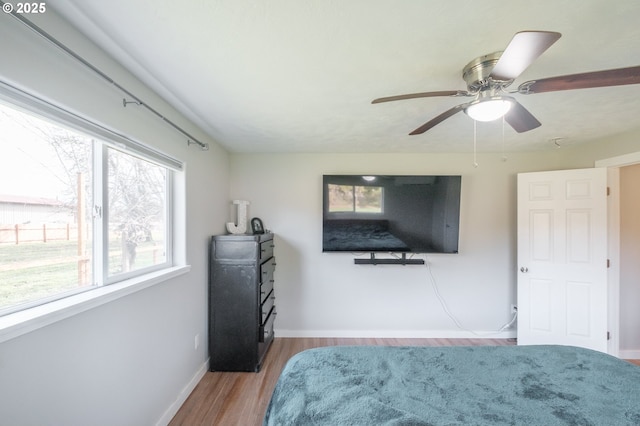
[0,223,77,244]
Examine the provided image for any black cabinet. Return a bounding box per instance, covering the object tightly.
[208,233,276,372]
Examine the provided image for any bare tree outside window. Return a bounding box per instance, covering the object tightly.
[107,148,167,276]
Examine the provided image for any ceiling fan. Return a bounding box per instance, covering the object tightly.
[372,31,640,135]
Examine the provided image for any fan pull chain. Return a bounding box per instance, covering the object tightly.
[473,120,478,168]
[501,116,507,162]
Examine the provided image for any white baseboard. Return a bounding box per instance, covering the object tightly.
[156,358,209,426]
[619,349,640,359]
[275,329,516,339]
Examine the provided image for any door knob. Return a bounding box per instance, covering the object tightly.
[520,267,529,273]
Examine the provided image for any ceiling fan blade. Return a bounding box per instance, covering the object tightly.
[409,103,470,135]
[504,101,541,133]
[517,65,640,94]
[372,90,470,104]
[490,31,561,81]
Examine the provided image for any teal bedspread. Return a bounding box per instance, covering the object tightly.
[263,345,640,425]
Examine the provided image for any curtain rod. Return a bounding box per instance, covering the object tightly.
[3,3,209,151]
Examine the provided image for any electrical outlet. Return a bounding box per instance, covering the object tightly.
[510,304,518,314]
[194,333,200,350]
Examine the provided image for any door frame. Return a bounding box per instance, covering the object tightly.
[595,151,640,358]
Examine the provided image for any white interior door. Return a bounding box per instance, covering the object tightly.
[517,168,608,353]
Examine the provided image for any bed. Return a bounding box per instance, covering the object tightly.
[263,345,640,425]
[322,220,409,252]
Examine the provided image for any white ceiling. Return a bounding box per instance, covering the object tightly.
[50,0,640,153]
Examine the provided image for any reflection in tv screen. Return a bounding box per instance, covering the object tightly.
[322,175,461,253]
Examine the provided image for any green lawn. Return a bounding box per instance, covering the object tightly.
[0,240,163,311]
[0,241,84,309]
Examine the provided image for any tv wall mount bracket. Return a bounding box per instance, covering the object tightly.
[354,253,425,266]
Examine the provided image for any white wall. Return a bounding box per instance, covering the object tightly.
[230,152,566,337]
[0,9,228,426]
[230,133,640,340]
[620,164,640,352]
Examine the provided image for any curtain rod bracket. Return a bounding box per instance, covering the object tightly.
[188,139,209,151]
[122,98,142,107]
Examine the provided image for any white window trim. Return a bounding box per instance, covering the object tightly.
[0,265,190,343]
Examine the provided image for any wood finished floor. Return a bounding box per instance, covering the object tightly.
[168,337,515,426]
[169,337,640,426]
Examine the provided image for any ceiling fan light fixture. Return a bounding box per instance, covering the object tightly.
[465,97,513,122]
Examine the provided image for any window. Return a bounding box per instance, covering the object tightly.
[106,147,169,279]
[0,97,177,316]
[327,184,383,213]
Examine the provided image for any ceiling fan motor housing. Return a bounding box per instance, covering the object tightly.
[462,51,510,92]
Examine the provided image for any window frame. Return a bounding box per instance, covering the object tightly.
[0,81,185,326]
[100,144,175,285]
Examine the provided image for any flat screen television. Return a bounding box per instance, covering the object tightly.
[322,175,461,254]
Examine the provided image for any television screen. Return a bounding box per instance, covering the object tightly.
[322,175,461,253]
